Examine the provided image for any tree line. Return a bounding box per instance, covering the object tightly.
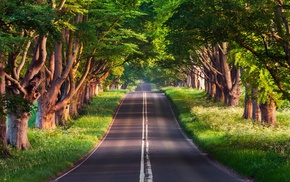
[151,0,289,126]
[1,0,289,157]
[0,0,153,156]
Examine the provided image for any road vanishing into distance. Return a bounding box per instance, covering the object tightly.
[52,83,246,182]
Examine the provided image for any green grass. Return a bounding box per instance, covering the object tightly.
[163,87,290,182]
[0,90,126,182]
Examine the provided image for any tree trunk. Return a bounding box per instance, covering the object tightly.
[36,94,56,129]
[227,82,241,107]
[77,84,86,108]
[186,74,192,87]
[215,84,224,103]
[89,83,95,100]
[210,82,216,99]
[243,92,253,119]
[35,96,56,129]
[6,35,47,149]
[84,82,90,104]
[252,99,261,122]
[94,84,99,96]
[36,109,55,129]
[244,98,253,120]
[260,98,277,126]
[69,101,79,117]
[37,30,81,129]
[7,113,31,150]
[0,59,10,156]
[55,106,70,126]
[198,69,205,90]
[205,77,210,96]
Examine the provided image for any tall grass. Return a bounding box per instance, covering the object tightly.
[163,87,290,182]
[0,90,126,182]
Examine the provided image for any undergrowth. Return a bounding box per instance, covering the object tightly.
[163,87,290,182]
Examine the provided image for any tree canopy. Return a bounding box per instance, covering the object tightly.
[1,0,290,154]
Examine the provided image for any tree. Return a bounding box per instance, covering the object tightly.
[0,53,10,157]
[36,0,147,128]
[163,0,290,125]
[165,1,242,106]
[0,0,57,149]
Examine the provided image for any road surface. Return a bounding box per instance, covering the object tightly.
[52,84,245,182]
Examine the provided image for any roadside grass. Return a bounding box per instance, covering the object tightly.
[0,90,126,182]
[163,87,290,182]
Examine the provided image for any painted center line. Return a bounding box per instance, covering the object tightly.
[140,92,153,182]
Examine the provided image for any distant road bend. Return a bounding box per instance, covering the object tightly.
[52,83,246,182]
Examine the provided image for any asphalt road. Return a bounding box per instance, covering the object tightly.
[53,84,245,182]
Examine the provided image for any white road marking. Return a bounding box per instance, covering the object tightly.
[139,92,145,182]
[140,92,153,182]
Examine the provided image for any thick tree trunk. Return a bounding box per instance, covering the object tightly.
[260,98,277,126]
[252,100,261,122]
[0,60,10,156]
[243,84,253,119]
[77,84,86,108]
[228,87,241,106]
[55,106,70,126]
[243,92,253,120]
[89,83,96,100]
[94,84,99,96]
[186,74,192,87]
[219,43,241,106]
[227,83,241,107]
[37,31,81,129]
[198,70,205,90]
[6,35,47,149]
[191,68,198,88]
[36,94,55,129]
[210,82,216,99]
[0,116,9,156]
[215,85,224,103]
[7,113,31,150]
[69,102,79,117]
[36,110,55,129]
[205,78,210,96]
[84,83,90,104]
[35,96,56,129]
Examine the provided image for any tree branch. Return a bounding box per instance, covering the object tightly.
[16,40,31,80]
[5,73,27,96]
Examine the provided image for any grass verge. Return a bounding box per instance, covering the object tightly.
[0,90,126,182]
[163,87,290,182]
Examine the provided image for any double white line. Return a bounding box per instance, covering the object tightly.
[140,92,153,182]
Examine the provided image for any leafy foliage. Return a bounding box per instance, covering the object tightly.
[164,0,290,105]
[0,94,34,117]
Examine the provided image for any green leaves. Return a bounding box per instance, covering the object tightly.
[1,94,34,118]
[163,0,290,105]
[3,3,56,35]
